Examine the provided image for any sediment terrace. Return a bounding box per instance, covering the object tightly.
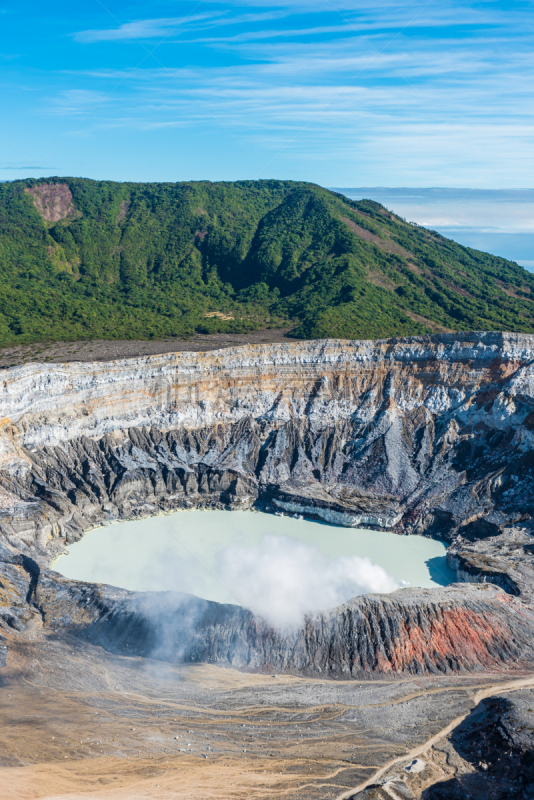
[2,331,534,798]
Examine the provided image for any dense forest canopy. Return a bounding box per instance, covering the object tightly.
[0,176,532,346]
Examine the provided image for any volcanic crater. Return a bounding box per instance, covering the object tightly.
[3,331,534,799]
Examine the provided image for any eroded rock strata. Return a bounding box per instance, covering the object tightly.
[31,580,534,677]
[1,332,534,678]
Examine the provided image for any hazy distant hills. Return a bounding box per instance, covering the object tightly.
[332,187,534,201]
[332,187,534,270]
[0,177,533,346]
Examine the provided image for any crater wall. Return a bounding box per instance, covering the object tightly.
[1,331,533,458]
[1,332,534,677]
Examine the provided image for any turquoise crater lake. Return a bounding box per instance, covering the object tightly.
[53,511,455,626]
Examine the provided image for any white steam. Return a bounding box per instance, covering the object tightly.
[218,534,399,628]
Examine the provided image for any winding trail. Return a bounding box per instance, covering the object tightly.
[335,673,534,799]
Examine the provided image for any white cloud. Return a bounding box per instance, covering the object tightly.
[28,0,534,185]
[218,534,398,628]
[74,10,291,43]
[47,88,113,116]
[74,14,219,43]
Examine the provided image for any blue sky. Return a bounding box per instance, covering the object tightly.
[1,0,533,186]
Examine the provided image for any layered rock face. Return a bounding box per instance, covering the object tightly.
[32,579,534,677]
[2,332,534,677]
[1,332,534,558]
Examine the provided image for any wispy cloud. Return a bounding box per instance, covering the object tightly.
[48,88,113,116]
[74,14,218,43]
[0,163,57,170]
[73,10,291,43]
[3,0,534,186]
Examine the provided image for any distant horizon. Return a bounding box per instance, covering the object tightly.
[334,187,534,271]
[331,187,534,195]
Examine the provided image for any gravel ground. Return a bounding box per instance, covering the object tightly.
[0,328,299,367]
[0,627,518,800]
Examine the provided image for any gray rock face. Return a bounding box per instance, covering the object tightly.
[448,523,534,601]
[424,688,534,799]
[1,333,534,575]
[27,575,534,677]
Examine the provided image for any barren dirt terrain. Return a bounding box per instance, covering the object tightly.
[1,621,533,800]
[0,329,296,368]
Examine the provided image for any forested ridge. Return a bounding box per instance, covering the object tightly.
[0,176,533,346]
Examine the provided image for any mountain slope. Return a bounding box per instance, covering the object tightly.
[0,177,532,346]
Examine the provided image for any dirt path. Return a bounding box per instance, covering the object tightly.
[335,673,534,799]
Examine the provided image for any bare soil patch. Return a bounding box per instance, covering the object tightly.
[407,262,424,276]
[340,217,414,260]
[25,184,78,223]
[0,627,508,800]
[442,280,475,299]
[0,328,298,368]
[340,216,384,247]
[496,279,530,299]
[116,199,130,223]
[204,312,235,321]
[402,310,453,333]
[366,271,400,291]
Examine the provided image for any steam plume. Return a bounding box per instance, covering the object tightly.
[218,534,398,627]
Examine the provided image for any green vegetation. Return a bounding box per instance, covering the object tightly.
[0,176,533,346]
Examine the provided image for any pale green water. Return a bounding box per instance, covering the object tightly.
[53,511,455,619]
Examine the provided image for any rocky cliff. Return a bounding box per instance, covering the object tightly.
[422,688,534,799]
[1,332,534,556]
[32,578,534,677]
[4,550,533,677]
[2,332,534,677]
